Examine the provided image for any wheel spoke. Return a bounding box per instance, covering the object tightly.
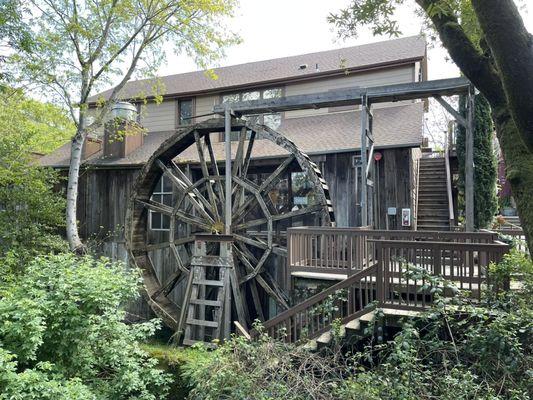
[233,155,295,224]
[204,134,225,205]
[170,161,215,218]
[232,243,288,309]
[156,159,215,225]
[240,248,271,284]
[194,130,220,221]
[234,204,324,230]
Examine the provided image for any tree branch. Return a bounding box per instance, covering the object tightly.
[472,0,533,152]
[415,0,505,108]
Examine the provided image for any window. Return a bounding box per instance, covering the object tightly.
[291,172,317,208]
[150,176,173,230]
[220,88,283,137]
[178,98,194,126]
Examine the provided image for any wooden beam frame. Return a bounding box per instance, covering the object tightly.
[213,77,470,115]
[214,77,476,232]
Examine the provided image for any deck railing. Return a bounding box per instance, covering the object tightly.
[261,235,509,343]
[287,227,498,276]
[494,228,528,254]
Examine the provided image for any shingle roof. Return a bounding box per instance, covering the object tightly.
[38,102,423,168]
[89,36,426,102]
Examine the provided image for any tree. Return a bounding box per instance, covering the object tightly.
[0,88,72,270]
[328,0,533,251]
[4,0,239,252]
[456,94,498,229]
[0,253,170,399]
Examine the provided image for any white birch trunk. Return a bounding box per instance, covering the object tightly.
[66,127,86,252]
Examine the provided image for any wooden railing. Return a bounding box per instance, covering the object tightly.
[262,265,378,342]
[261,236,509,343]
[372,239,509,307]
[494,228,528,254]
[288,227,498,276]
[444,141,455,228]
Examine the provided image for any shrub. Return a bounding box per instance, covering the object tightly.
[184,253,533,400]
[0,253,170,399]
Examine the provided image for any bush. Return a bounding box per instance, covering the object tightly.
[142,343,213,399]
[0,253,170,399]
[184,252,533,400]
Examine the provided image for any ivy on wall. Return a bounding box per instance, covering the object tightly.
[456,94,498,229]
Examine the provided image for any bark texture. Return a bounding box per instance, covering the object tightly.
[472,0,533,152]
[66,129,86,253]
[415,0,533,251]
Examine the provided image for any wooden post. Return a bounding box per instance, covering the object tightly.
[360,94,368,226]
[465,86,475,231]
[225,107,232,235]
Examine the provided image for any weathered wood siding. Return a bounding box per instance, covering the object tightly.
[75,146,418,320]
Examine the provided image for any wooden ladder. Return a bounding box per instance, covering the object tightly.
[182,236,232,346]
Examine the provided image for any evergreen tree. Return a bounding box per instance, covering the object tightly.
[456,94,498,229]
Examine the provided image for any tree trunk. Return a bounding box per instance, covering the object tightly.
[492,106,533,252]
[472,0,533,152]
[66,127,86,254]
[415,0,533,250]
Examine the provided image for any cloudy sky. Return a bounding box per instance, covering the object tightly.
[158,0,532,81]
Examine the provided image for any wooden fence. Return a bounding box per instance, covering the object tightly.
[262,233,509,343]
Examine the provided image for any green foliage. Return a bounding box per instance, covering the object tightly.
[143,343,214,399]
[184,254,533,400]
[5,0,240,129]
[0,253,170,399]
[456,94,498,229]
[328,0,484,44]
[0,89,73,269]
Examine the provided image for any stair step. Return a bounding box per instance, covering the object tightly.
[345,319,361,331]
[186,318,219,328]
[192,279,225,286]
[189,299,222,307]
[360,311,376,323]
[316,331,332,345]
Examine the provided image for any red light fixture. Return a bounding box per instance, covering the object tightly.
[374,152,382,161]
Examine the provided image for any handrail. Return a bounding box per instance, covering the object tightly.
[262,266,374,329]
[445,133,455,228]
[288,227,497,241]
[260,235,510,343]
[414,157,420,230]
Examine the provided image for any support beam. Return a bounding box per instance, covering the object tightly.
[213,77,470,116]
[360,95,368,227]
[434,95,467,127]
[465,87,475,231]
[224,107,232,234]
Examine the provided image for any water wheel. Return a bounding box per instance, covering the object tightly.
[125,118,334,339]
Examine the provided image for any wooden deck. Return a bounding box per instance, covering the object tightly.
[258,227,510,343]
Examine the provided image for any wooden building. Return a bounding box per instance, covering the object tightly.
[39,36,427,320]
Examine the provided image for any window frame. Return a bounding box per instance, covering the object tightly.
[219,87,284,141]
[149,176,173,231]
[176,98,195,127]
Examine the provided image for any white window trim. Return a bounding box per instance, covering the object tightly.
[149,176,172,231]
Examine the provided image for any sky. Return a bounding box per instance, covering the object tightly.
[157,0,532,82]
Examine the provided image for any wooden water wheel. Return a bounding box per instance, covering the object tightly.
[125,118,334,341]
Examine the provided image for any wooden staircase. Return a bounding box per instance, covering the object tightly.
[417,157,451,231]
[303,309,420,352]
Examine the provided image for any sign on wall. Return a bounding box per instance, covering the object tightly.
[401,208,411,227]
